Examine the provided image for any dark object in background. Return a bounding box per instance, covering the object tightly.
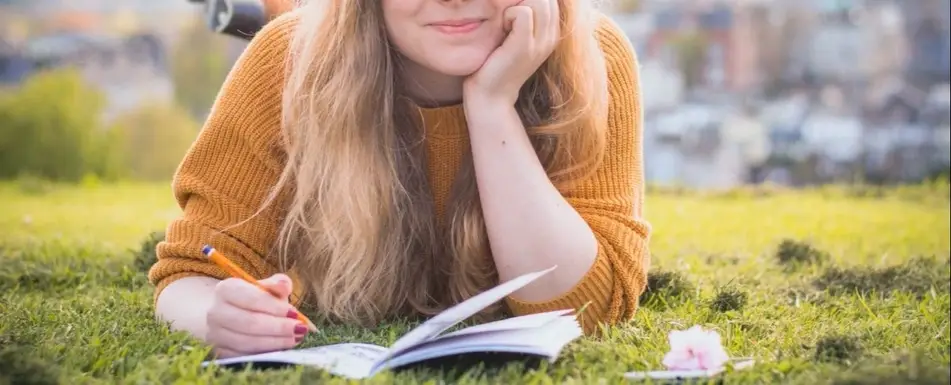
[133,231,165,274]
[187,0,266,41]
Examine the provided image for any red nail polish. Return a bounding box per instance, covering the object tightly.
[294,324,307,334]
[286,309,298,319]
[295,335,304,343]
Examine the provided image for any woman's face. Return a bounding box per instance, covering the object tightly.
[382,0,520,77]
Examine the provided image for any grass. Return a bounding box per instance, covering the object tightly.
[1,180,949,384]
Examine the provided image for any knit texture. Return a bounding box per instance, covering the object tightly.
[148,12,651,335]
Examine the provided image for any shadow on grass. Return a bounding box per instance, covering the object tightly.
[814,334,864,365]
[639,270,695,311]
[775,239,830,272]
[708,285,748,313]
[0,230,171,294]
[0,247,146,294]
[132,231,164,274]
[824,350,950,385]
[0,333,61,385]
[812,256,951,298]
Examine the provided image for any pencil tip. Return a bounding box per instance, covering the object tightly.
[201,245,213,256]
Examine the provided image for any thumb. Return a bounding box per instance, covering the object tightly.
[258,273,293,301]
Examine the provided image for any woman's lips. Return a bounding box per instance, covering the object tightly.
[430,20,484,35]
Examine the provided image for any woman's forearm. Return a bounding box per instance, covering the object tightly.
[154,276,221,341]
[464,98,599,303]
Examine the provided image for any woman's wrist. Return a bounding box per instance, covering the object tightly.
[463,93,520,136]
[155,276,220,341]
[463,88,515,112]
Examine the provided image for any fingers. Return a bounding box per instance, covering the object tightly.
[517,0,558,42]
[548,0,560,41]
[205,274,311,358]
[503,5,534,50]
[215,277,295,317]
[208,325,301,355]
[214,347,244,359]
[209,300,307,337]
[527,0,548,40]
[258,273,293,301]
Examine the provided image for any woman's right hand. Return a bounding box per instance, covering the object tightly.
[205,274,309,358]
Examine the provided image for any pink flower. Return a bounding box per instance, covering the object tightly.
[661,325,730,371]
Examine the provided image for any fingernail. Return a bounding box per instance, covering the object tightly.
[294,324,307,335]
[286,309,299,319]
[295,335,304,343]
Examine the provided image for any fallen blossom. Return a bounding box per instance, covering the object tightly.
[661,325,730,371]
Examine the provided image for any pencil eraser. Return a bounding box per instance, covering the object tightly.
[201,245,213,256]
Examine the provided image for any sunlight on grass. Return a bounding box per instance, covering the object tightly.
[0,182,179,251]
[1,181,949,384]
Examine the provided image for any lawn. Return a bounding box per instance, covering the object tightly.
[1,180,949,384]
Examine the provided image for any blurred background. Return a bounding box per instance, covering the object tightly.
[1,0,948,189]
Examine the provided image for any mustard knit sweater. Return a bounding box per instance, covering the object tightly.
[149,12,652,335]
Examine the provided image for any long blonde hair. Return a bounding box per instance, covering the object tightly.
[267,0,609,326]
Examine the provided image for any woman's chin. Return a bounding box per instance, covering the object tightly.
[432,62,485,77]
[425,52,490,77]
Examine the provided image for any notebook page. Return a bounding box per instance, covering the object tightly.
[408,316,581,355]
[204,343,387,379]
[436,309,573,340]
[374,316,582,373]
[381,266,558,361]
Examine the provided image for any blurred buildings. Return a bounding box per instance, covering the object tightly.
[2,0,949,187]
[0,0,190,120]
[612,0,950,187]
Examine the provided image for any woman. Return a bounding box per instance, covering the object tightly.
[262,0,294,21]
[151,0,652,359]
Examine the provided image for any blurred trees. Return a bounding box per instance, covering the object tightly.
[0,69,116,182]
[169,17,232,119]
[671,32,709,89]
[0,11,231,185]
[0,69,200,183]
[613,0,643,13]
[108,102,199,181]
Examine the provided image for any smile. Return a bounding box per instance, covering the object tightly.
[429,19,485,35]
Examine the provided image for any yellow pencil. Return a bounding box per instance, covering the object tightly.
[201,245,318,332]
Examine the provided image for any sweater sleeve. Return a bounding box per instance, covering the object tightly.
[504,16,652,335]
[147,13,305,306]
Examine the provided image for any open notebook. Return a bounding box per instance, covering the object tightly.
[203,266,583,379]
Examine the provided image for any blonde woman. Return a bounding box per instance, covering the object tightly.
[151,0,652,359]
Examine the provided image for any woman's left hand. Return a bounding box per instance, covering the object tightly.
[463,0,560,107]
